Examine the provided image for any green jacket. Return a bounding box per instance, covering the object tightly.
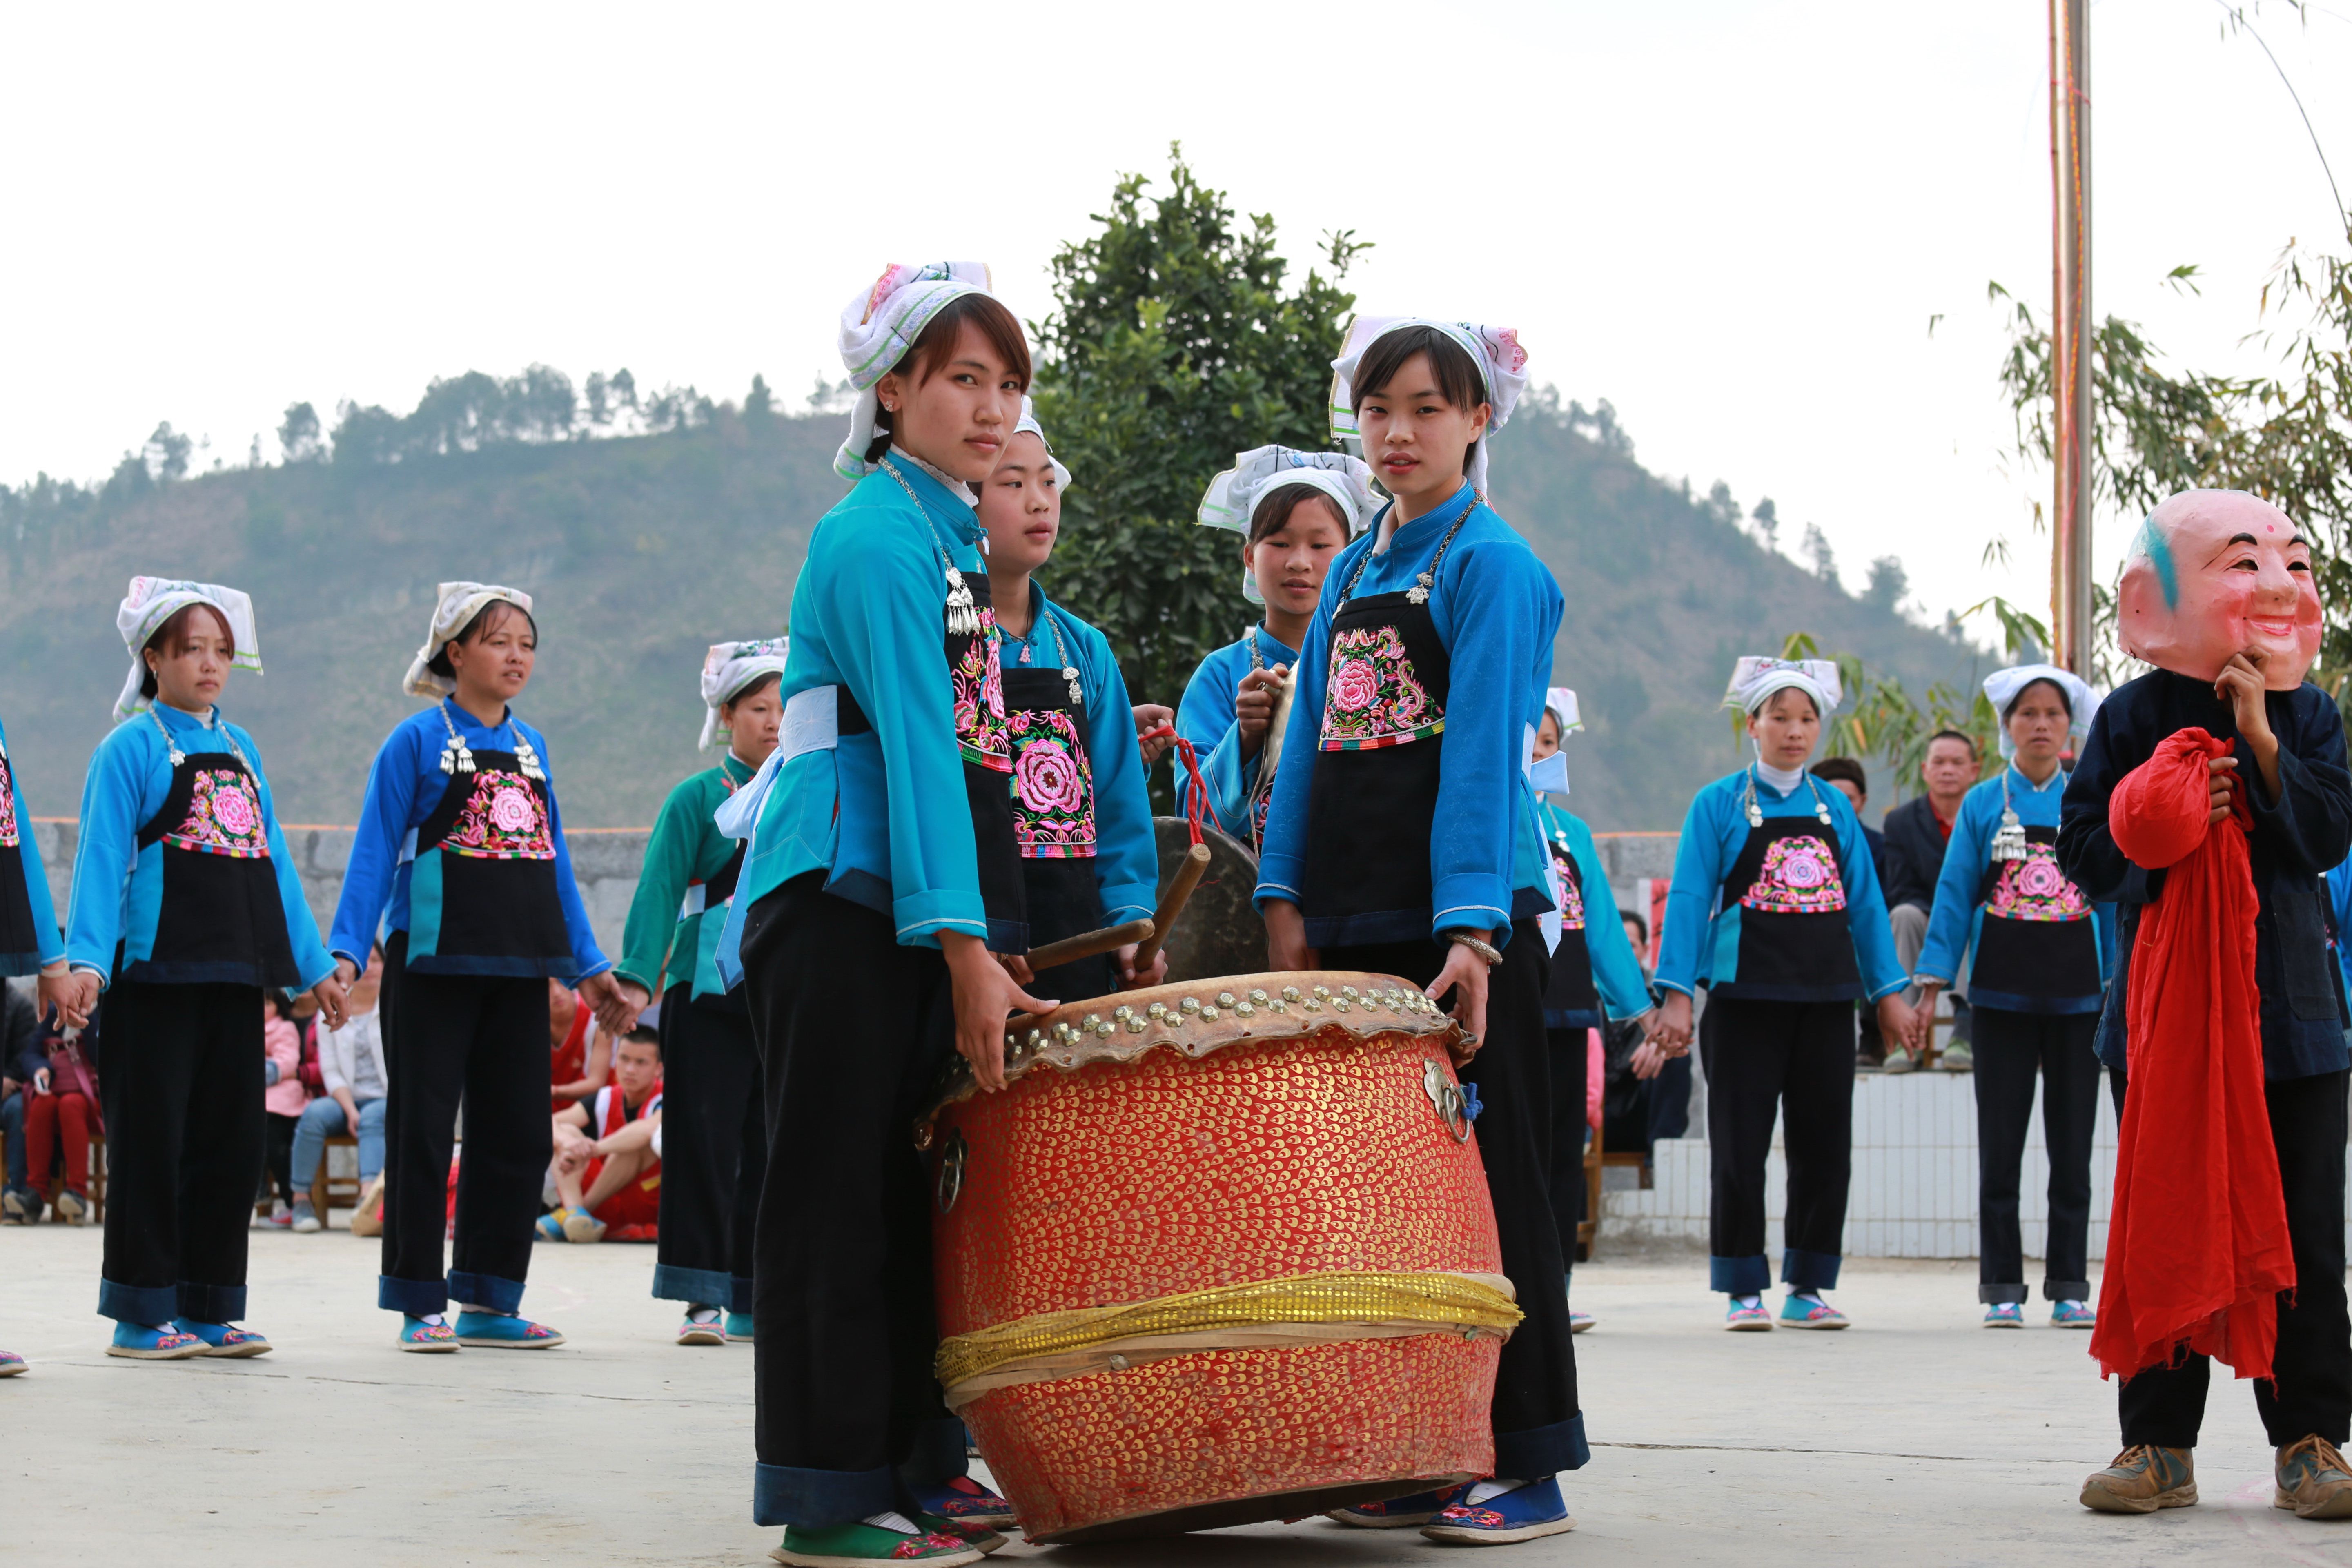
[618,751,756,1000]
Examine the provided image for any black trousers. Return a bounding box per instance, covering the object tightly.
[2117,1068,2352,1450]
[744,875,964,1528]
[98,980,265,1325]
[1699,995,1853,1295]
[653,985,767,1314]
[1326,919,1586,1479]
[1971,1007,2101,1303]
[1546,1026,1588,1279]
[376,932,552,1318]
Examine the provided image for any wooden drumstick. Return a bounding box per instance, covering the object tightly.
[1024,918,1155,974]
[1134,842,1212,970]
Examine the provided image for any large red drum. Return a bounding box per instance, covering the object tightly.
[919,971,1517,1543]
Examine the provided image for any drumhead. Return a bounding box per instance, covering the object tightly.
[1154,817,1261,984]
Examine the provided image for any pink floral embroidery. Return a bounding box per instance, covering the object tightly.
[1008,708,1096,858]
[1985,843,2089,921]
[162,769,270,859]
[1552,852,1586,932]
[443,770,555,860]
[0,754,17,850]
[1490,325,1527,375]
[953,610,1012,773]
[1741,835,1846,915]
[1319,625,1441,751]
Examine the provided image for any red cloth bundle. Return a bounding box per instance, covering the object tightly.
[2091,728,2294,1382]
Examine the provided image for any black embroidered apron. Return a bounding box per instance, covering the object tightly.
[1971,824,2099,1007]
[0,745,42,971]
[1541,823,1600,1026]
[405,749,573,973]
[127,746,299,987]
[1003,663,1111,999]
[1715,795,1862,1001]
[836,570,1028,954]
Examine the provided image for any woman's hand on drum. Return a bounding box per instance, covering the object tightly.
[1116,942,1167,990]
[995,951,1035,985]
[1262,900,1318,972]
[1427,931,1493,1047]
[1647,990,1694,1056]
[944,932,1054,1093]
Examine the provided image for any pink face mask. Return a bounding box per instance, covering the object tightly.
[2116,491,2322,690]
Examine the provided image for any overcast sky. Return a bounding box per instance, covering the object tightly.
[4,0,2345,634]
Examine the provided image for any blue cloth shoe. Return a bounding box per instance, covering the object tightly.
[917,1476,1016,1530]
[1327,1481,1472,1528]
[106,1322,206,1360]
[1780,1292,1849,1330]
[453,1310,564,1348]
[399,1316,459,1352]
[0,1349,26,1376]
[678,1308,726,1346]
[770,1519,980,1565]
[180,1320,272,1357]
[1983,1303,2025,1329]
[726,1311,755,1342]
[1725,1296,1773,1332]
[1421,1477,1576,1544]
[2051,1299,2096,1328]
[1568,1310,1595,1333]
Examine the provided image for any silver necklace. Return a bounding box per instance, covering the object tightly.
[1990,766,2066,862]
[1338,494,1477,612]
[437,699,544,780]
[1742,764,1835,830]
[1020,586,1083,708]
[878,457,983,638]
[148,704,251,771]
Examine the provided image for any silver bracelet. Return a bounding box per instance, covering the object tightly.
[1446,932,1503,969]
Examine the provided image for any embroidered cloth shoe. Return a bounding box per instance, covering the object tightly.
[1327,1481,1472,1527]
[916,1477,1016,1530]
[1780,1292,1849,1329]
[453,1310,564,1348]
[1725,1296,1774,1331]
[678,1308,726,1346]
[1568,1310,1596,1333]
[180,1320,272,1357]
[726,1311,755,1341]
[1421,1476,1576,1544]
[398,1316,459,1352]
[1983,1303,2025,1328]
[768,1516,983,1566]
[2080,1445,2196,1513]
[2276,1435,2352,1519]
[0,1349,25,1376]
[107,1321,206,1359]
[2051,1299,2096,1328]
[914,1510,1004,1553]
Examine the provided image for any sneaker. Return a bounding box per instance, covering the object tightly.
[350,1175,386,1238]
[1780,1292,1849,1329]
[0,1189,30,1223]
[1983,1303,2025,1328]
[2080,1445,2196,1513]
[914,1510,1003,1553]
[535,1211,568,1242]
[1725,1297,1774,1332]
[291,1200,321,1234]
[0,1349,26,1375]
[106,1321,207,1360]
[1328,1481,1472,1527]
[768,1516,982,1567]
[563,1209,606,1244]
[726,1311,755,1342]
[268,1200,292,1227]
[2277,1435,2352,1519]
[452,1310,564,1349]
[2051,1299,2097,1329]
[1881,1047,1915,1074]
[1568,1310,1596,1334]
[398,1315,459,1352]
[180,1320,272,1357]
[678,1309,726,1347]
[1940,1040,1974,1071]
[1421,1476,1576,1545]
[915,1476,1016,1530]
[56,1189,87,1225]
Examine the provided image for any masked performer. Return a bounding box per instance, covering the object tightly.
[1652,659,1911,1331]
[977,399,1159,1000]
[1527,690,1653,1334]
[1178,446,1374,843]
[62,578,345,1360]
[330,584,623,1353]
[611,638,786,1344]
[1911,665,2112,1330]
[2059,490,2352,1521]
[1253,317,1581,1545]
[710,262,1046,1567]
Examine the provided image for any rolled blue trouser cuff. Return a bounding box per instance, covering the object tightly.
[897,1417,970,1489]
[1782,1248,1842,1291]
[448,1270,526,1315]
[1979,1282,2029,1305]
[98,1278,181,1326]
[177,1281,247,1323]
[378,1274,448,1315]
[754,1461,900,1528]
[651,1263,731,1307]
[1494,1411,1590,1477]
[1710,1254,1771,1295]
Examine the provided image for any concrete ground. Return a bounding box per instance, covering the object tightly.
[1,1223,2338,1566]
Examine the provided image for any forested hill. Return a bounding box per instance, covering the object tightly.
[0,403,1984,831]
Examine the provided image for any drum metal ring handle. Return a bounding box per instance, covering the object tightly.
[1422,1058,1471,1144]
[937,1129,969,1214]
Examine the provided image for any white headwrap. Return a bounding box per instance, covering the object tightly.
[1542,687,1583,735]
[1013,396,1072,492]
[1527,686,1581,797]
[113,577,261,723]
[1724,657,1843,717]
[404,581,535,699]
[1329,316,1530,496]
[832,261,996,481]
[1982,663,2100,760]
[1197,445,1377,604]
[700,637,790,751]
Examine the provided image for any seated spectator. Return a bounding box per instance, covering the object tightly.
[291,944,389,1235]
[1880,729,1982,1067]
[548,976,609,1111]
[1,979,38,1221]
[22,1002,100,1225]
[1606,909,1689,1161]
[258,993,307,1227]
[542,1028,663,1244]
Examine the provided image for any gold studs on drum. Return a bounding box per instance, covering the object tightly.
[1179,996,1201,1015]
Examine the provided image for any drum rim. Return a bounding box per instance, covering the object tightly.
[912,969,1464,1147]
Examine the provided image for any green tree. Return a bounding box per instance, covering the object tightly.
[278,402,323,463]
[1031,144,1368,710]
